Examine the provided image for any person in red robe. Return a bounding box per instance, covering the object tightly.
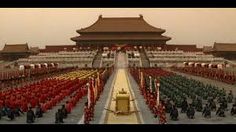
[21,101,28,112]
[84,102,90,124]
[72,97,77,107]
[56,95,61,103]
[0,99,3,108]
[156,102,167,124]
[9,98,15,109]
[42,102,48,113]
[75,91,80,102]
[89,104,94,121]
[31,98,37,108]
[66,101,72,114]
[51,98,57,107]
[48,100,53,110]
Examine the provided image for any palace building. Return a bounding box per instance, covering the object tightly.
[71,15,171,50]
[0,43,31,61]
[211,42,236,60]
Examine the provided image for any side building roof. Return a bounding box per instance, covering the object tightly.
[213,42,236,52]
[1,43,30,53]
[41,45,78,52]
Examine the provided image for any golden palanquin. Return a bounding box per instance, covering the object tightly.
[115,91,130,114]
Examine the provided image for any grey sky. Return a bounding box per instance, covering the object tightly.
[0,8,236,49]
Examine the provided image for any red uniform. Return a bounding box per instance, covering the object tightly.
[89,106,94,120]
[21,101,28,112]
[157,104,167,124]
[42,103,48,112]
[66,102,72,114]
[0,100,3,107]
[48,101,53,110]
[84,106,90,124]
[31,99,37,108]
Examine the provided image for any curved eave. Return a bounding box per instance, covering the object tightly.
[71,36,171,41]
[76,17,101,34]
[71,37,78,42]
[1,51,31,54]
[164,36,171,41]
[76,16,166,33]
[77,31,166,34]
[142,18,166,33]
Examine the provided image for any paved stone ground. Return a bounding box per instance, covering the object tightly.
[90,70,117,124]
[127,71,158,124]
[167,109,236,124]
[35,96,87,124]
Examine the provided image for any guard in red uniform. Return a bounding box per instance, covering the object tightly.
[41,102,47,113]
[90,105,94,121]
[30,98,37,108]
[157,102,167,124]
[21,100,28,112]
[66,101,72,114]
[84,102,90,124]
[48,100,53,110]
[0,99,3,108]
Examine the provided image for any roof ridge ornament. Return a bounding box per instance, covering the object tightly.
[99,15,102,19]
[139,14,143,19]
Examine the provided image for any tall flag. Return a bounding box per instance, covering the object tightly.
[144,76,149,90]
[97,72,100,95]
[91,77,95,104]
[151,78,156,93]
[149,76,152,92]
[138,68,141,80]
[87,82,91,107]
[140,72,144,89]
[97,72,100,87]
[87,78,94,108]
[92,77,97,102]
[155,79,160,106]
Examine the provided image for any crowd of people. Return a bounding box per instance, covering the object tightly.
[129,67,236,123]
[129,67,174,124]
[0,78,86,122]
[83,66,114,124]
[172,66,236,85]
[0,66,114,124]
[160,74,236,121]
[0,66,77,90]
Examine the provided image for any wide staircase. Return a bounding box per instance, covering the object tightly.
[140,51,150,67]
[0,60,17,69]
[92,51,103,68]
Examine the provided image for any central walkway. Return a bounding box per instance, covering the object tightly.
[103,51,140,124]
[92,51,155,124]
[104,69,141,124]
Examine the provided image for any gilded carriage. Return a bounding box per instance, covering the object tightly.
[115,89,130,114]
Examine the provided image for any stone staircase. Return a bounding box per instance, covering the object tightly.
[92,51,102,68]
[140,51,150,67]
[0,60,17,69]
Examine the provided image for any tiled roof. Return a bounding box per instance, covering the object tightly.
[77,15,166,33]
[1,43,29,53]
[213,42,236,52]
[42,45,78,52]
